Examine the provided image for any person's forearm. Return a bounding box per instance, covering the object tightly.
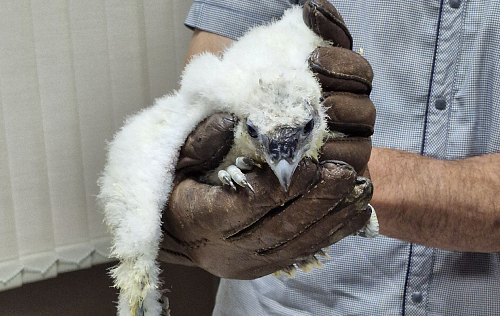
[369,147,500,252]
[185,29,235,64]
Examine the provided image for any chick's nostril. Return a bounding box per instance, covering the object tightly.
[282,145,290,158]
[269,141,278,152]
[269,141,280,160]
[281,142,297,159]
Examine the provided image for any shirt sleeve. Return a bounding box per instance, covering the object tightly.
[185,0,294,39]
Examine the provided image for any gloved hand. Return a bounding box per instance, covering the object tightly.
[159,114,372,279]
[303,0,375,174]
[158,0,376,279]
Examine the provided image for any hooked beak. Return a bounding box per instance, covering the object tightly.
[268,158,301,192]
[262,126,310,192]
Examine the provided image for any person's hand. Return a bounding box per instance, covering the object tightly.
[159,114,372,279]
[304,0,375,175]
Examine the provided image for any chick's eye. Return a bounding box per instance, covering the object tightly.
[303,119,314,135]
[247,122,258,138]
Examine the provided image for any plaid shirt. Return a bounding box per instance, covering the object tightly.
[185,1,500,315]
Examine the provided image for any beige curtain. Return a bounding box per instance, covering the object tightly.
[0,0,194,291]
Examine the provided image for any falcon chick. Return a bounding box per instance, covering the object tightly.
[99,7,371,316]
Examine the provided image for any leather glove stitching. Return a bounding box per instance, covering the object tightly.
[162,227,209,249]
[327,124,374,136]
[222,161,320,240]
[223,194,304,241]
[159,247,193,262]
[289,208,369,255]
[255,194,351,255]
[309,62,372,93]
[323,91,370,99]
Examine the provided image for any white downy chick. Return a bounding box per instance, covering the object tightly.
[99,7,330,316]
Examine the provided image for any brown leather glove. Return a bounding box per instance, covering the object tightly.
[158,0,376,279]
[159,114,372,279]
[304,0,375,173]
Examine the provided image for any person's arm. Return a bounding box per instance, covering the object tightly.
[184,29,235,64]
[369,148,500,252]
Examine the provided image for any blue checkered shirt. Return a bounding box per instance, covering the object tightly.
[186,1,500,315]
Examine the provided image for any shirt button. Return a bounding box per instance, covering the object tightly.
[435,98,447,110]
[411,291,424,303]
[449,0,461,8]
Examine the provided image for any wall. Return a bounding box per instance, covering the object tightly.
[0,0,220,315]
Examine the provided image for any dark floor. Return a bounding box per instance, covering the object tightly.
[0,262,219,316]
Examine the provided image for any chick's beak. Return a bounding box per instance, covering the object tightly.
[268,158,301,192]
[264,130,303,192]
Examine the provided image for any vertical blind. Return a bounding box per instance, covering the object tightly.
[0,0,193,291]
